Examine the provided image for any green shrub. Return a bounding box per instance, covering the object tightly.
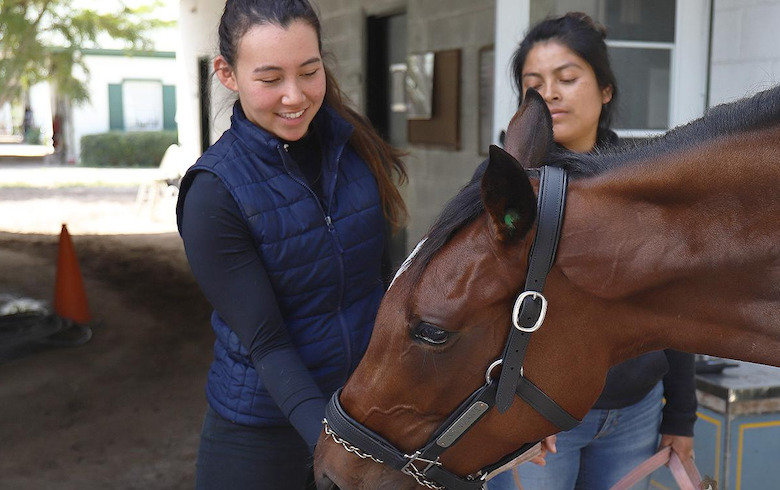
[80,130,178,167]
[24,126,42,145]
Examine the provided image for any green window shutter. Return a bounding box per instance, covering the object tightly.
[163,85,177,130]
[108,84,124,130]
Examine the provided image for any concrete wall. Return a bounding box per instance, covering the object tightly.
[709,0,780,105]
[317,0,496,249]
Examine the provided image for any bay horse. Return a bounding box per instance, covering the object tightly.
[314,85,780,489]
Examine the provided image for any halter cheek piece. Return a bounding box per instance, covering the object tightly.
[324,166,579,489]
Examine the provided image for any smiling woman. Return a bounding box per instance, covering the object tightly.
[213,20,326,142]
[174,1,408,489]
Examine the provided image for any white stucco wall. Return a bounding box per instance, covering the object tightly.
[709,0,780,105]
[176,0,234,171]
[29,83,53,146]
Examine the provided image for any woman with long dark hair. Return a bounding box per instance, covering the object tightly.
[489,12,696,490]
[176,1,407,488]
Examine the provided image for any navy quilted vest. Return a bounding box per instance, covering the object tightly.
[178,103,385,426]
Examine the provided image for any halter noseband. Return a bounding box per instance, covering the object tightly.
[323,166,578,489]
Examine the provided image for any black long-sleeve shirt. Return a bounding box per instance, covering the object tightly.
[594,349,697,436]
[180,170,327,453]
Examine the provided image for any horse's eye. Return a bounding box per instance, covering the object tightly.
[414,322,449,345]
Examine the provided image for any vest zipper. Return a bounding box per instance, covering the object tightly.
[329,145,350,374]
[279,143,351,373]
[279,144,342,249]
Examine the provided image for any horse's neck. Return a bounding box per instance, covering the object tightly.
[557,127,780,364]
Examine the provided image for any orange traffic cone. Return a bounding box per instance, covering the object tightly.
[53,224,91,324]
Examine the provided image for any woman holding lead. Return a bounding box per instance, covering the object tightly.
[489,12,696,490]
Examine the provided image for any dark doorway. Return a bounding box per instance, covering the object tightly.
[198,57,212,154]
[366,12,408,265]
[366,13,407,147]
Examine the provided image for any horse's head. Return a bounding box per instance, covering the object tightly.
[314,90,612,489]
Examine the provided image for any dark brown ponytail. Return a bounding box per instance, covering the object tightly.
[324,68,408,232]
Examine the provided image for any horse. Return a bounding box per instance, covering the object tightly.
[313,85,780,489]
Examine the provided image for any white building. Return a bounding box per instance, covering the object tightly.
[67,49,179,162]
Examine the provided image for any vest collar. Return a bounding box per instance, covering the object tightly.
[229,101,354,167]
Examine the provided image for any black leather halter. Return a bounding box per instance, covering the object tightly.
[323,166,579,489]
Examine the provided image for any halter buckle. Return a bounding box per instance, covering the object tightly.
[511,291,547,333]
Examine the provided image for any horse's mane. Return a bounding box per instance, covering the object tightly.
[402,85,780,286]
[550,84,780,176]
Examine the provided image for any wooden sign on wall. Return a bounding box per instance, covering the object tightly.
[408,49,461,149]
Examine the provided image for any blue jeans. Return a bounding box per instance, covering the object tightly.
[196,406,314,490]
[488,382,663,490]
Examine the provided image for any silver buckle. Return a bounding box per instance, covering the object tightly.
[512,291,547,333]
[485,359,503,384]
[486,359,524,384]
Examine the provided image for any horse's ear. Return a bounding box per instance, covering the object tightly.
[481,145,537,243]
[504,88,553,169]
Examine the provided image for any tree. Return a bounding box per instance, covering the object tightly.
[0,0,173,108]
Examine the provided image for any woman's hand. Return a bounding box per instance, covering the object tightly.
[530,435,558,466]
[659,434,694,461]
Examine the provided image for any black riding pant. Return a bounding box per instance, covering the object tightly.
[196,406,315,490]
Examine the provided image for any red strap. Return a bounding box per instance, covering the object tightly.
[609,446,702,490]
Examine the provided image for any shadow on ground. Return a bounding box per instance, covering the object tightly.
[0,231,212,489]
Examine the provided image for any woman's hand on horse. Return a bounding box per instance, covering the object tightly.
[530,435,558,466]
[659,434,695,461]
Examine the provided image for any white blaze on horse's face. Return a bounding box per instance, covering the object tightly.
[388,237,427,290]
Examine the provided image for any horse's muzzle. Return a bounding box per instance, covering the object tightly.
[315,474,339,490]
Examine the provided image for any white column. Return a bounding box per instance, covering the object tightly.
[670,0,711,127]
[492,0,530,145]
[30,82,54,150]
[176,0,227,165]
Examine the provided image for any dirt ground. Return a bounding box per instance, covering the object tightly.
[0,165,214,489]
